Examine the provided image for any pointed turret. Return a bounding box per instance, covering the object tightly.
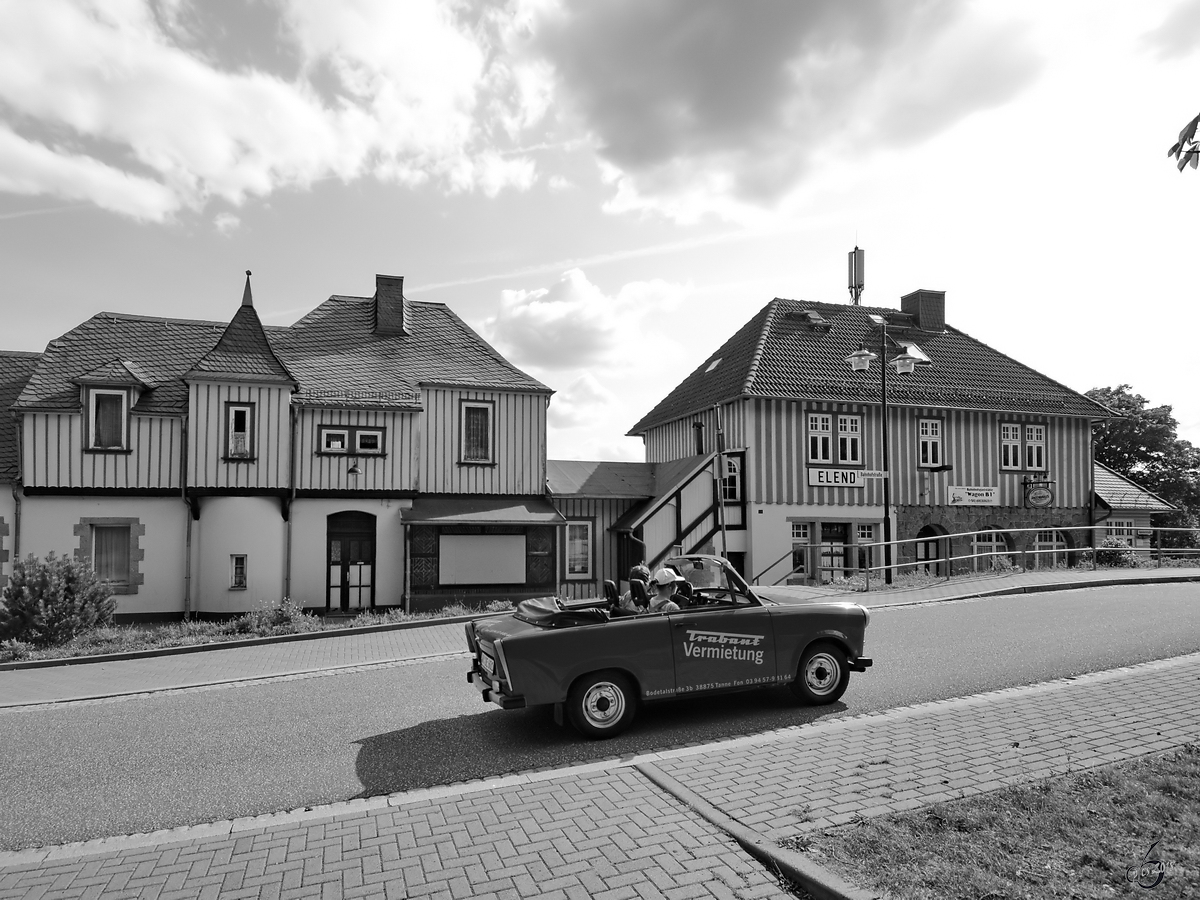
[185,271,295,384]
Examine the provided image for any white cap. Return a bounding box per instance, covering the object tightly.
[652,568,681,587]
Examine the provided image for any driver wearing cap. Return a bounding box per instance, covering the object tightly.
[646,568,683,614]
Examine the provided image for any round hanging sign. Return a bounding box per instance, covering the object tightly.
[1026,485,1054,508]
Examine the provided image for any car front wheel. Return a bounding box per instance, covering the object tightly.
[790,642,849,705]
[567,670,637,738]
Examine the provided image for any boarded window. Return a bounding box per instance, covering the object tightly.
[94,526,130,583]
[228,405,253,458]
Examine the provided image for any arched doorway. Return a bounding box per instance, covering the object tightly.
[1033,529,1071,570]
[915,524,949,577]
[971,527,1011,572]
[327,511,376,611]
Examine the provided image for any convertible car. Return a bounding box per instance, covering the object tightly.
[465,554,872,738]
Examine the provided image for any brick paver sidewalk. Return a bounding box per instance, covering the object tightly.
[3,652,1197,899]
[0,624,467,707]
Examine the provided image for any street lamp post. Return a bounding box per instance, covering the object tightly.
[846,314,919,585]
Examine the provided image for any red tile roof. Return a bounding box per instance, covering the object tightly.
[629,298,1113,434]
[0,352,40,482]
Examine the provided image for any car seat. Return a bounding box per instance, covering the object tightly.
[629,578,650,609]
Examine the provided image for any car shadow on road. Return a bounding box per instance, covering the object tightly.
[352,688,848,800]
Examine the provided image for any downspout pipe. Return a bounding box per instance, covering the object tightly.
[285,404,297,599]
[712,405,730,559]
[12,414,22,566]
[181,417,191,620]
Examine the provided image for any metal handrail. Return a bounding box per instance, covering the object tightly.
[761,523,1200,590]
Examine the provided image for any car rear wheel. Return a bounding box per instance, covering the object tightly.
[789,642,849,704]
[567,671,637,738]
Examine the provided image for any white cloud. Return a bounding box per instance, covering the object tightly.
[482,268,690,370]
[0,0,547,220]
[547,372,615,428]
[213,212,241,235]
[532,0,1042,221]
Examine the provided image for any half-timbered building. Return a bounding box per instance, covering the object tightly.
[5,273,560,617]
[624,291,1116,586]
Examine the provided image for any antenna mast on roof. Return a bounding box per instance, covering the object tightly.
[848,246,864,305]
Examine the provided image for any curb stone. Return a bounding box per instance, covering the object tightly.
[0,610,496,671]
[637,761,881,900]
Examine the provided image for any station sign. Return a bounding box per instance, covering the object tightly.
[808,468,870,488]
[948,485,999,506]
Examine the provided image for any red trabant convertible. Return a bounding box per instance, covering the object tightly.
[465,554,872,738]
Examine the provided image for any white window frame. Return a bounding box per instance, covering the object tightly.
[227,403,254,459]
[918,418,942,468]
[355,429,384,454]
[1107,520,1134,540]
[88,388,127,450]
[721,457,741,502]
[322,428,350,453]
[1000,423,1022,470]
[566,521,593,580]
[971,529,1008,572]
[230,554,248,590]
[461,401,494,464]
[789,522,810,582]
[837,415,861,465]
[856,523,875,570]
[808,414,832,463]
[1025,424,1046,471]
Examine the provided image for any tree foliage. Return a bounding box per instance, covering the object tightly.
[1087,385,1200,542]
[0,553,116,646]
[1168,113,1200,171]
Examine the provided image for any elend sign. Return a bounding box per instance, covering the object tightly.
[808,468,867,488]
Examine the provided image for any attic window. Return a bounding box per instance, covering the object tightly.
[88,389,127,450]
[896,341,931,365]
[705,358,722,373]
[788,309,831,332]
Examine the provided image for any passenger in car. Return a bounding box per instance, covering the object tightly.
[646,568,683,613]
[619,565,652,612]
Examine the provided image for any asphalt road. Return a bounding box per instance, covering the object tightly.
[2,582,1198,851]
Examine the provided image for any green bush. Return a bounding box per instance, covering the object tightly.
[221,596,321,637]
[1096,536,1139,568]
[0,553,117,646]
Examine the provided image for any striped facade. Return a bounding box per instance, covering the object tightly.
[555,497,641,601]
[643,401,744,464]
[419,387,547,495]
[22,411,183,490]
[742,399,1092,509]
[187,382,292,489]
[294,407,418,493]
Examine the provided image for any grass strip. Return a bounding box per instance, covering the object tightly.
[785,744,1200,899]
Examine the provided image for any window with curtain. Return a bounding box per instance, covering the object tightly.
[92,392,124,448]
[94,526,130,583]
[462,403,492,462]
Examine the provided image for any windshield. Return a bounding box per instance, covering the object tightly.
[667,556,755,602]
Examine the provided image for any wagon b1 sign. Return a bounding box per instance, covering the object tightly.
[948,485,999,506]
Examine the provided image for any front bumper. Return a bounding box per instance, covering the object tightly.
[850,657,873,673]
[467,664,526,709]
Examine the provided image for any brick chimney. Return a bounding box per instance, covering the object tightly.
[374,274,407,336]
[901,289,945,332]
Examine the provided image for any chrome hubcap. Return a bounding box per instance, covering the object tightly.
[582,682,625,727]
[804,653,840,695]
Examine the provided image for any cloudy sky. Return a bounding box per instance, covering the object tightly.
[2,0,1199,460]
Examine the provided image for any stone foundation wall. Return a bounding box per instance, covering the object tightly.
[895,505,1092,569]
